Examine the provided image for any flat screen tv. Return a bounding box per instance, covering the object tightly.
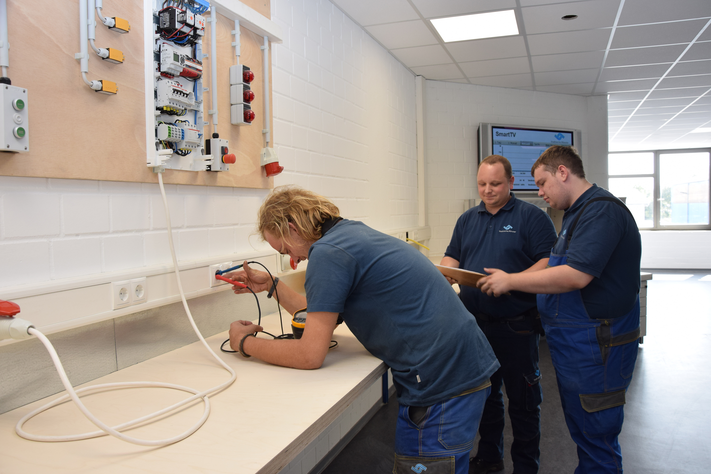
[478,123,581,192]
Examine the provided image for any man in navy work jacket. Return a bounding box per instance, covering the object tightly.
[226,185,499,474]
[478,146,642,474]
[441,155,556,474]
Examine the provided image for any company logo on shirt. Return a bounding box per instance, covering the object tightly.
[500,224,516,233]
[411,464,428,473]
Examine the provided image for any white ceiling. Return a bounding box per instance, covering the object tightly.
[331,0,711,152]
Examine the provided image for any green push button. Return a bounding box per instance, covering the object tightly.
[12,98,25,111]
[13,127,26,139]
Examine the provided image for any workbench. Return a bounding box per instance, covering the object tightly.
[0,315,387,474]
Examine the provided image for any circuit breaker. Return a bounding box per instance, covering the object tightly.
[0,84,29,153]
[151,0,209,171]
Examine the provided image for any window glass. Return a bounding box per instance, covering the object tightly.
[608,152,654,175]
[659,152,709,225]
[609,177,654,228]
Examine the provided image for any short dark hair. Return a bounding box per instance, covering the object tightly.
[531,146,585,179]
[480,155,512,180]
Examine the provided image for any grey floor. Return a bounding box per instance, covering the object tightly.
[322,273,711,474]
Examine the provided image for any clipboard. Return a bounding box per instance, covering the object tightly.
[435,265,486,288]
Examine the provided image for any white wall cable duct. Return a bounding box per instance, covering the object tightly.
[209,4,219,136]
[14,172,236,446]
[0,0,10,78]
[262,35,270,147]
[78,0,91,87]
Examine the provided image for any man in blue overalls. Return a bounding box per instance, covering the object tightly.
[477,145,642,474]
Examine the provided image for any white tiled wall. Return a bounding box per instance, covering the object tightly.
[0,177,271,290]
[270,0,418,232]
[424,81,608,256]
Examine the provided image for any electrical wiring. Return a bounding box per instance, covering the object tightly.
[218,262,339,353]
[14,172,237,446]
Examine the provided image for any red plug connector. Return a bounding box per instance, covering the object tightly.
[214,274,247,288]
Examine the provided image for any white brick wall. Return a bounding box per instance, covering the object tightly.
[271,0,418,231]
[0,176,271,289]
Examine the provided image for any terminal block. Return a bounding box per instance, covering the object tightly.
[156,121,202,155]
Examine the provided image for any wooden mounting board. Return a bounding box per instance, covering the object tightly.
[0,0,273,189]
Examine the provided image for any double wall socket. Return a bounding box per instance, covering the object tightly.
[112,277,147,309]
[209,261,233,288]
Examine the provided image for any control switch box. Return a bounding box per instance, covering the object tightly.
[0,85,29,153]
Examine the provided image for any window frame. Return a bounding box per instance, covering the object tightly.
[608,147,711,231]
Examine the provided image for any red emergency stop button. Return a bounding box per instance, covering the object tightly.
[222,153,237,164]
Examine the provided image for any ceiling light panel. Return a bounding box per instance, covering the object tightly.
[412,0,516,19]
[431,10,519,43]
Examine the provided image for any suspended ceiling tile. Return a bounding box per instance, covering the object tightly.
[660,74,711,89]
[649,86,711,99]
[468,74,535,89]
[390,45,453,68]
[611,20,709,49]
[597,78,659,92]
[683,42,711,61]
[670,60,711,76]
[365,20,439,50]
[409,63,465,81]
[519,0,598,6]
[536,83,596,95]
[535,68,600,85]
[331,0,419,27]
[618,0,711,26]
[446,36,528,62]
[459,57,531,77]
[412,0,516,19]
[521,0,620,35]
[600,64,672,82]
[527,29,612,55]
[641,97,704,108]
[607,90,650,101]
[531,50,605,72]
[605,44,686,67]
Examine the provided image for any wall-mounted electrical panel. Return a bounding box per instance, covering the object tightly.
[150,0,218,172]
[0,84,29,153]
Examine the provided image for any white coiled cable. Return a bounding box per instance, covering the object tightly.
[15,172,236,446]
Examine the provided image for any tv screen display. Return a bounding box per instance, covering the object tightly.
[479,123,579,192]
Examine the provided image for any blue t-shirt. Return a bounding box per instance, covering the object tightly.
[554,185,642,319]
[305,220,499,406]
[444,195,557,319]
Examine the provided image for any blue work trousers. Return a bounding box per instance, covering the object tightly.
[475,317,542,474]
[394,386,491,474]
